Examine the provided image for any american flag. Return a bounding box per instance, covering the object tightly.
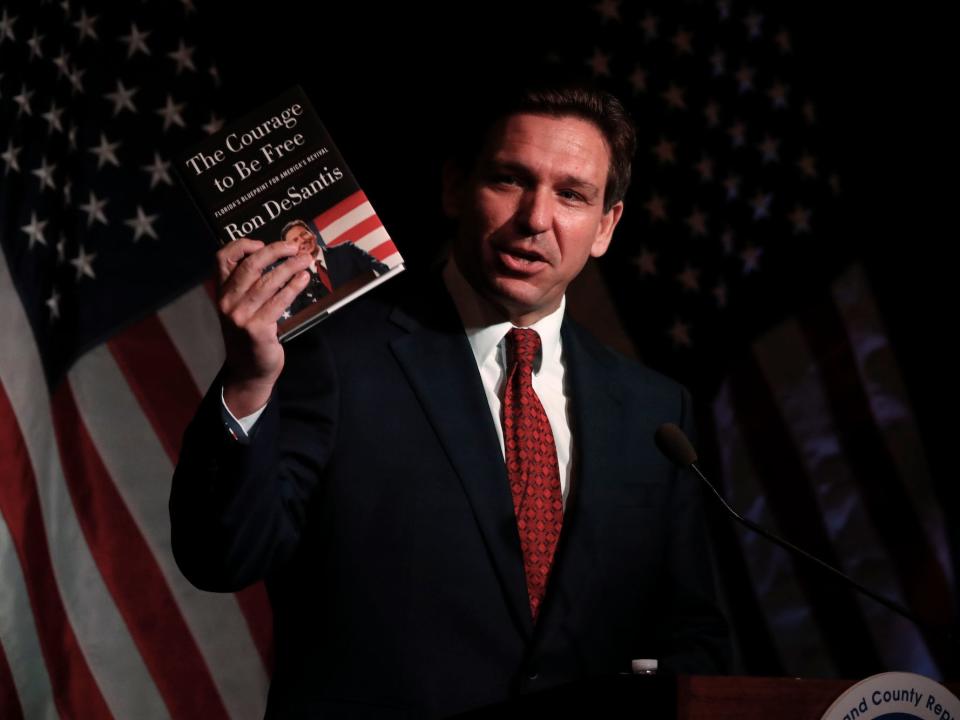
[548,0,957,679]
[0,1,273,717]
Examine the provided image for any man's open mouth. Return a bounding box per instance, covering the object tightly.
[495,246,548,274]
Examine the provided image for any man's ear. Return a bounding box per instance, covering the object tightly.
[589,200,624,258]
[441,158,464,219]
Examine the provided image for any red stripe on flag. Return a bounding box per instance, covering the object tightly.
[235,586,275,674]
[311,190,369,230]
[107,315,201,462]
[0,637,24,720]
[50,382,231,720]
[107,314,275,671]
[366,240,400,262]
[0,383,113,720]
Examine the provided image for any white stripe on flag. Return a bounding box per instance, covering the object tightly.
[833,264,954,589]
[752,312,937,676]
[713,379,836,677]
[0,252,169,720]
[379,251,404,269]
[157,285,225,394]
[68,346,270,720]
[349,225,392,257]
[0,512,57,720]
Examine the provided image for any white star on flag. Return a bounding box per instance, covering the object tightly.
[686,208,708,236]
[124,205,160,242]
[104,80,138,116]
[52,47,71,77]
[652,137,677,164]
[667,318,692,348]
[42,100,65,133]
[677,265,701,292]
[593,0,621,23]
[634,247,658,275]
[156,94,186,131]
[31,157,57,191]
[672,28,694,54]
[741,245,763,273]
[202,113,224,135]
[46,289,61,320]
[67,65,85,94]
[120,22,151,57]
[142,152,173,188]
[644,193,668,221]
[587,47,611,76]
[26,28,44,59]
[89,132,122,168]
[168,39,197,74]
[79,190,109,226]
[21,211,48,248]
[73,8,98,42]
[2,139,21,174]
[750,191,773,220]
[13,84,33,117]
[0,9,16,43]
[662,84,687,110]
[70,244,97,280]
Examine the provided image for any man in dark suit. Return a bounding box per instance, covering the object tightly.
[171,78,729,719]
[279,219,389,317]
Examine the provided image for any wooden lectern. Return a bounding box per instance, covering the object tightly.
[455,675,959,718]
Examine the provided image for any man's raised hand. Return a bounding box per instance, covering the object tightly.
[216,237,312,417]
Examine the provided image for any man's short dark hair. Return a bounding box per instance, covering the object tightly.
[447,72,637,214]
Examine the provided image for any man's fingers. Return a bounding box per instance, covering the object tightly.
[216,238,265,284]
[221,251,313,326]
[219,240,304,309]
[254,270,312,326]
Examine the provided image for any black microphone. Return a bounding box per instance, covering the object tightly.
[655,422,955,645]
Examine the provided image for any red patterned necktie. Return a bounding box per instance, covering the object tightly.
[314,259,333,293]
[503,328,563,623]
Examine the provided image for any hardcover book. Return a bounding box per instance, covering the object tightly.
[176,85,404,342]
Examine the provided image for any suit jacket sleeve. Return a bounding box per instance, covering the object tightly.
[169,329,338,592]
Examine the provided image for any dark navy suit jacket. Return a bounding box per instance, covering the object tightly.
[170,271,729,719]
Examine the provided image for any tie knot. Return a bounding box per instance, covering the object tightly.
[507,328,541,371]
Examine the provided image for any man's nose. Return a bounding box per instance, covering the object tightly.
[515,187,553,235]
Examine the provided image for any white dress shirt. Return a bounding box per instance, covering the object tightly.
[223,256,575,507]
[441,258,573,508]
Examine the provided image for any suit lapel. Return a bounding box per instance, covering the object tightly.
[388,279,535,639]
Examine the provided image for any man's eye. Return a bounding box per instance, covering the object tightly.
[559,190,584,201]
[493,174,520,186]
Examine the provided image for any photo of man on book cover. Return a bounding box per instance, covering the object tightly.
[276,218,389,320]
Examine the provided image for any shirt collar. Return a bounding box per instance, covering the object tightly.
[441,255,565,374]
[312,246,327,270]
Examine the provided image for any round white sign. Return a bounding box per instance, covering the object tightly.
[821,672,959,720]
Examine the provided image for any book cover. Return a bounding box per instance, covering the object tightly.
[175,85,404,342]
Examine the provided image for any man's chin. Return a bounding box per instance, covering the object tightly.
[485,278,560,325]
